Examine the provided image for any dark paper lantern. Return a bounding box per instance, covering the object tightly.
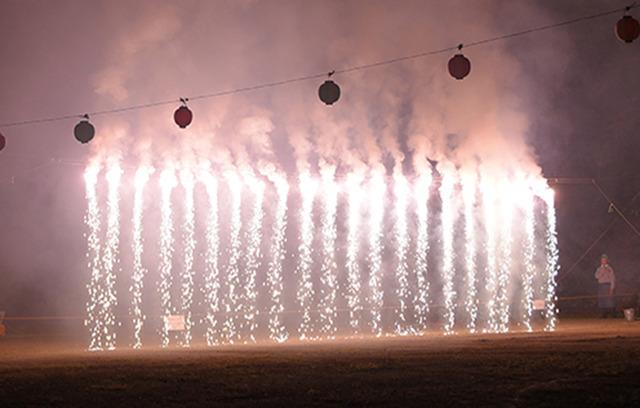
[319,80,340,105]
[74,119,95,144]
[616,15,640,43]
[174,105,193,129]
[448,53,471,80]
[0,133,5,152]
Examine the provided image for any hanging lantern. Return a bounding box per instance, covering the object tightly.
[0,132,5,152]
[318,72,340,105]
[448,44,471,80]
[74,115,95,144]
[174,98,193,129]
[616,14,640,43]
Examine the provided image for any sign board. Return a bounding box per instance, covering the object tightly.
[164,314,185,331]
[532,299,545,311]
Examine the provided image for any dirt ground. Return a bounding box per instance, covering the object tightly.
[1,319,639,407]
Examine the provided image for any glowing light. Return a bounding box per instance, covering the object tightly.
[100,162,122,350]
[82,157,561,349]
[542,187,560,331]
[159,167,177,347]
[521,184,536,332]
[496,182,513,333]
[345,172,364,334]
[201,170,221,346]
[461,172,478,333]
[482,181,499,333]
[440,170,457,335]
[267,174,289,343]
[393,172,413,336]
[222,170,243,343]
[318,168,338,339]
[367,170,385,336]
[241,171,265,343]
[179,169,196,347]
[84,163,104,351]
[131,166,152,349]
[296,172,316,340]
[413,170,432,332]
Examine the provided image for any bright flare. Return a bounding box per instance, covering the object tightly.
[131,166,152,349]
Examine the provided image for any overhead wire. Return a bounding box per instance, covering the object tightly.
[0,3,637,129]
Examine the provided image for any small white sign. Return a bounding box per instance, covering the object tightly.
[533,299,545,311]
[165,315,185,331]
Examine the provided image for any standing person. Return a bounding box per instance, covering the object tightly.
[595,254,616,318]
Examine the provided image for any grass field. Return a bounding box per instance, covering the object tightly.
[1,319,639,407]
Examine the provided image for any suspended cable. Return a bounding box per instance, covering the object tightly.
[0,3,637,129]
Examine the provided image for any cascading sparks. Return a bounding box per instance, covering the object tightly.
[267,174,289,343]
[440,171,456,335]
[179,169,196,347]
[84,164,104,351]
[461,173,478,333]
[241,172,265,342]
[100,163,122,350]
[413,171,432,332]
[202,171,221,346]
[345,172,364,333]
[367,170,386,337]
[296,173,316,340]
[496,184,514,333]
[482,181,499,333]
[83,164,561,349]
[222,171,243,343]
[393,172,412,336]
[318,168,338,339]
[543,188,560,332]
[131,166,152,349]
[158,167,177,347]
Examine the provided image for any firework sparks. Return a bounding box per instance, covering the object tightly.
[461,172,478,333]
[496,183,514,333]
[201,170,221,346]
[318,168,338,339]
[521,184,537,332]
[82,165,559,349]
[367,170,386,336]
[222,170,243,344]
[241,171,265,342]
[413,170,432,332]
[440,170,457,335]
[267,174,289,343]
[131,166,152,349]
[543,187,560,331]
[296,172,316,340]
[393,172,413,336]
[179,169,196,347]
[345,172,364,334]
[158,167,177,347]
[84,163,104,351]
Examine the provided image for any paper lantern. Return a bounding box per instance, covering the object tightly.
[174,101,193,129]
[74,118,95,144]
[616,15,640,43]
[448,53,471,80]
[319,80,341,105]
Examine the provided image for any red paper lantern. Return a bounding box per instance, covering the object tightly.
[448,53,471,80]
[0,132,6,152]
[319,79,341,105]
[616,15,640,43]
[174,101,193,129]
